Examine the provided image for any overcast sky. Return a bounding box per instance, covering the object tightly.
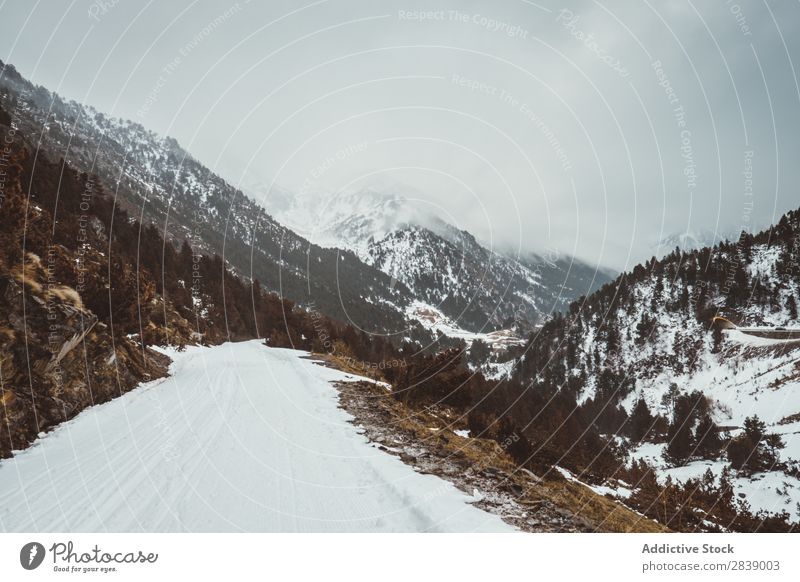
[2,0,799,270]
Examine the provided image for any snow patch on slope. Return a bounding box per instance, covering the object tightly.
[629,442,800,522]
[407,300,524,351]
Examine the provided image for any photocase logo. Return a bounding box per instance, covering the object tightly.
[20,542,46,570]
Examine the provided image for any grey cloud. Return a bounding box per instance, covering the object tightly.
[1,0,798,270]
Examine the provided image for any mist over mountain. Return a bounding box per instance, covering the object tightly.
[250,179,613,332]
[651,229,739,258]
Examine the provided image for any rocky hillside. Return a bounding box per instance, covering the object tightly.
[0,129,167,457]
[0,108,405,458]
[0,254,171,458]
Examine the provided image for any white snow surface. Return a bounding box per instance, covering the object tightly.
[0,341,513,532]
[629,442,800,522]
[406,300,524,350]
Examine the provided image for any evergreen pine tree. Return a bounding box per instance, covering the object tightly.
[787,295,798,320]
[694,413,722,459]
[628,397,654,443]
[664,419,693,466]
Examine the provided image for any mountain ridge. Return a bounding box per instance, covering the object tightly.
[252,181,614,331]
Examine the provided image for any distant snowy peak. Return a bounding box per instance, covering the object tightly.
[249,180,613,333]
[652,229,734,256]
[251,182,448,256]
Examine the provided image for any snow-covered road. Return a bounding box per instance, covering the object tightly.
[0,341,512,532]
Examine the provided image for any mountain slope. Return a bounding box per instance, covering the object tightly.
[0,61,418,335]
[502,209,800,524]
[0,341,513,532]
[515,218,800,425]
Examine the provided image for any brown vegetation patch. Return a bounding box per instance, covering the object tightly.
[334,379,667,533]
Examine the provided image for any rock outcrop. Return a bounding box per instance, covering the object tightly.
[0,257,169,458]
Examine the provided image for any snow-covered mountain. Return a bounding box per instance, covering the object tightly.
[250,182,613,333]
[247,180,433,254]
[507,212,800,523]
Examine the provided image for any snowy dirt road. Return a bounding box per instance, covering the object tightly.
[0,341,513,532]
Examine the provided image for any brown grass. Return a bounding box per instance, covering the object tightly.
[409,408,667,532]
[1,390,13,406]
[314,352,388,382]
[47,285,84,309]
[333,375,667,533]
